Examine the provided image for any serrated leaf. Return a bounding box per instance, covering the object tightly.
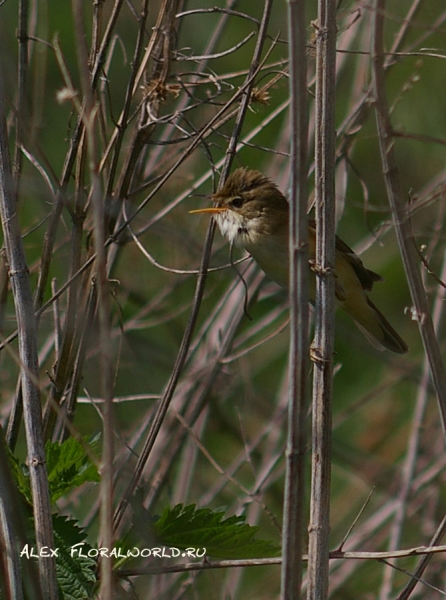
[154,504,281,559]
[8,438,100,505]
[45,438,100,502]
[53,514,97,600]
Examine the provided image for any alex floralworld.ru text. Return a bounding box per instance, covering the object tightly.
[20,544,206,559]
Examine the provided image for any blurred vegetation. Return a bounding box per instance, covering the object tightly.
[0,0,446,598]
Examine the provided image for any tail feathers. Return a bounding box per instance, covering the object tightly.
[354,298,408,354]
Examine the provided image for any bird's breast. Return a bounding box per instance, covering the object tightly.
[244,232,289,289]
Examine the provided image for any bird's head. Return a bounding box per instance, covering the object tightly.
[190,168,289,246]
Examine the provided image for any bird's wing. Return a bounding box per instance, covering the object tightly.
[334,236,382,291]
[309,219,382,292]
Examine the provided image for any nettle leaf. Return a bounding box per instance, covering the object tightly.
[154,504,281,560]
[45,437,100,502]
[8,438,100,505]
[52,515,97,600]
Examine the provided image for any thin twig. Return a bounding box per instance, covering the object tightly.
[116,543,446,578]
[396,514,446,600]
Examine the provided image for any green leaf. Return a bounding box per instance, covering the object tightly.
[45,437,100,502]
[52,514,97,600]
[154,504,281,560]
[8,437,100,505]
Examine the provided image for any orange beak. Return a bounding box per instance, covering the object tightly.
[189,206,228,215]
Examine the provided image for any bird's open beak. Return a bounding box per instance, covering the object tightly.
[189,206,228,215]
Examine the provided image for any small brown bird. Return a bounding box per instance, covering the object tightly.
[191,168,408,354]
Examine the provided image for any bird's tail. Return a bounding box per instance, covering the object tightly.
[352,297,408,354]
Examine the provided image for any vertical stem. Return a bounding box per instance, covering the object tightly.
[281,0,309,599]
[72,0,115,595]
[380,246,446,599]
[307,0,337,598]
[13,0,29,183]
[0,66,58,599]
[372,0,446,436]
[0,428,26,600]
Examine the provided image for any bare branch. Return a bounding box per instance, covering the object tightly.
[281,0,309,598]
[307,1,337,598]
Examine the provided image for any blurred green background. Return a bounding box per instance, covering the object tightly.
[1,0,446,598]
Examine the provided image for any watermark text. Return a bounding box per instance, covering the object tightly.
[20,543,206,560]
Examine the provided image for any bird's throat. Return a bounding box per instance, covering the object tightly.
[216,211,265,247]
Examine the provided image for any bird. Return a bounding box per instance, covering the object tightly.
[190,167,408,354]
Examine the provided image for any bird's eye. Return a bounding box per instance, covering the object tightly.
[230,196,244,209]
